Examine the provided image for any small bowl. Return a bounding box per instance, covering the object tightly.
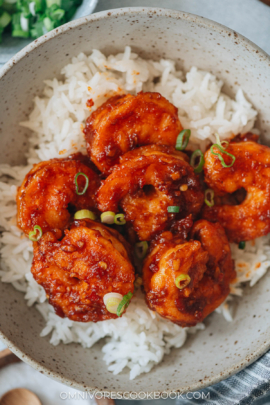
[0,0,98,66]
[0,7,270,395]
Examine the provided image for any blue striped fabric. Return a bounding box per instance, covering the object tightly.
[177,351,270,404]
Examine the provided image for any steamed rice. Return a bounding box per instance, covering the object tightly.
[0,46,269,379]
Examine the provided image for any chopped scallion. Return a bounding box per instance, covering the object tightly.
[114,213,126,225]
[167,206,180,213]
[103,293,123,315]
[100,211,115,225]
[135,241,148,260]
[116,292,133,317]
[75,172,89,195]
[210,144,235,168]
[190,149,205,173]
[205,189,214,208]
[74,210,96,220]
[175,129,191,151]
[29,225,42,242]
[175,274,191,290]
[238,241,246,250]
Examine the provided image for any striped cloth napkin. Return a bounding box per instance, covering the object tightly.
[177,351,270,404]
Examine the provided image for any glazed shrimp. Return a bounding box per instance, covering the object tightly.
[203,141,270,242]
[84,92,183,174]
[143,220,235,327]
[17,154,100,236]
[97,145,204,241]
[31,219,135,322]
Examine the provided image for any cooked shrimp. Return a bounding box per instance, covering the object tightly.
[31,219,135,322]
[84,92,183,174]
[97,145,204,241]
[203,141,270,242]
[143,220,235,327]
[17,154,100,236]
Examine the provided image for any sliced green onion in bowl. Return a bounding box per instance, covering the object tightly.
[175,274,191,290]
[190,149,205,173]
[0,11,11,28]
[29,225,43,242]
[175,129,191,151]
[116,292,133,317]
[74,210,96,220]
[205,189,215,207]
[101,211,115,224]
[114,213,126,225]
[238,241,246,250]
[103,292,123,314]
[210,144,235,168]
[135,241,148,260]
[167,206,180,213]
[75,172,89,195]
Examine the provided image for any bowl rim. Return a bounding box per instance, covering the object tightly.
[1,6,270,395]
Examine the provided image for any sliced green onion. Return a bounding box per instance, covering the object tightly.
[74,210,96,220]
[29,225,43,242]
[175,129,191,151]
[43,16,54,31]
[46,0,61,7]
[135,241,148,260]
[190,149,205,173]
[103,293,123,314]
[0,11,11,28]
[116,292,133,317]
[167,206,180,213]
[210,144,236,168]
[28,2,36,16]
[75,172,89,195]
[101,211,115,225]
[114,213,126,225]
[238,241,246,250]
[20,14,29,31]
[215,133,229,149]
[205,189,214,207]
[175,274,191,290]
[50,8,65,20]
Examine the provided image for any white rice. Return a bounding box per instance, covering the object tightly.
[0,46,268,379]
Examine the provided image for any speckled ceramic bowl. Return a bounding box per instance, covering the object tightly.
[0,7,270,395]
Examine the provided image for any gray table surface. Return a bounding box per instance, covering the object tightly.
[0,0,270,403]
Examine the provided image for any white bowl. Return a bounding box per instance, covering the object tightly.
[0,7,270,395]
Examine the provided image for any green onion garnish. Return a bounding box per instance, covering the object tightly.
[215,133,229,149]
[116,292,133,317]
[167,206,180,213]
[103,293,123,314]
[29,225,43,242]
[205,189,214,207]
[135,241,148,260]
[101,211,115,225]
[190,149,205,173]
[74,210,96,220]
[175,274,191,290]
[175,129,191,151]
[210,144,235,168]
[75,172,89,195]
[114,213,126,225]
[238,241,246,250]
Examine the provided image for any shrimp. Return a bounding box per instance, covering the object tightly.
[143,220,235,327]
[97,145,204,241]
[17,154,100,236]
[203,141,270,242]
[84,92,183,174]
[31,219,135,322]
